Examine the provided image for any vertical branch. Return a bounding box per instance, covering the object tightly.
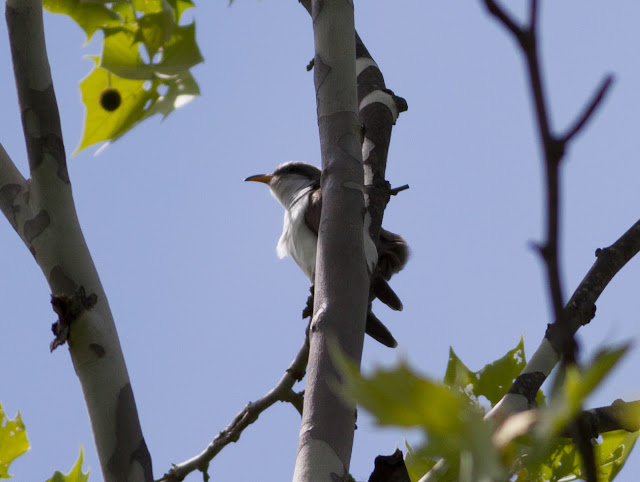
[481,1,615,480]
[4,1,152,480]
[293,1,368,480]
[481,0,613,352]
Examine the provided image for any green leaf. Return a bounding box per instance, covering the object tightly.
[140,71,200,120]
[167,0,195,22]
[596,430,639,481]
[0,403,29,479]
[541,344,629,438]
[101,28,154,80]
[77,60,159,151]
[137,12,175,59]
[337,353,504,480]
[133,0,168,14]
[444,338,543,408]
[46,447,89,482]
[43,0,123,41]
[404,441,436,482]
[155,22,204,76]
[341,360,466,433]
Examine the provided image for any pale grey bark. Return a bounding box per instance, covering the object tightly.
[293,1,369,480]
[2,1,151,480]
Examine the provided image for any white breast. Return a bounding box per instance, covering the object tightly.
[277,194,318,281]
[276,194,379,282]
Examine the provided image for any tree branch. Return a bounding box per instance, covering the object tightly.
[0,142,29,235]
[4,1,151,480]
[482,0,614,338]
[292,1,371,479]
[159,338,309,482]
[488,218,640,424]
[493,399,640,450]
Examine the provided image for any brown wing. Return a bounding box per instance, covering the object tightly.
[304,187,322,236]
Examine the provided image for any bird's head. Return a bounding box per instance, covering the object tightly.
[244,161,321,208]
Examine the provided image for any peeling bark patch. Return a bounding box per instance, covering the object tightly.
[108,383,154,482]
[43,133,69,183]
[50,286,98,351]
[23,209,50,243]
[0,183,21,208]
[0,184,22,225]
[314,56,331,92]
[89,343,106,358]
[22,86,67,172]
[49,266,78,294]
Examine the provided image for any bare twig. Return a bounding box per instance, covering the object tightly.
[561,75,615,144]
[482,0,614,333]
[159,338,309,482]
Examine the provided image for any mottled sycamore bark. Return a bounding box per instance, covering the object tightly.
[1,1,151,480]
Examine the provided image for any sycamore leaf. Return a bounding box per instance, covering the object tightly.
[0,404,29,479]
[337,352,504,481]
[540,344,629,438]
[595,430,639,481]
[140,71,200,120]
[167,0,195,22]
[132,0,169,14]
[77,60,159,152]
[404,440,436,482]
[155,22,204,75]
[46,447,90,482]
[137,12,175,58]
[101,28,156,80]
[43,0,122,41]
[444,337,546,408]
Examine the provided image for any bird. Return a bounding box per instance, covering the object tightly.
[245,161,408,348]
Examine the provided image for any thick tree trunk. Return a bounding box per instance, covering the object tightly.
[1,1,152,480]
[292,1,368,480]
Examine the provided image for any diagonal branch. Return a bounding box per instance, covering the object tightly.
[159,338,309,482]
[4,1,152,480]
[0,142,29,235]
[489,218,640,425]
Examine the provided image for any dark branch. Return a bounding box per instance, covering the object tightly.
[159,338,309,482]
[561,75,615,144]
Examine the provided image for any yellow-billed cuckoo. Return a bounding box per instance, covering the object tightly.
[245,161,408,348]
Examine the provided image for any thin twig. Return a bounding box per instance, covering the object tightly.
[478,2,618,480]
[159,337,309,482]
[561,75,615,144]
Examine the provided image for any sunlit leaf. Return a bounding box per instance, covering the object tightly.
[596,430,639,481]
[404,440,436,482]
[137,12,175,58]
[167,0,195,22]
[45,447,89,482]
[43,0,122,41]
[0,403,29,479]
[155,22,204,75]
[101,28,155,80]
[337,352,504,481]
[77,60,159,151]
[444,338,545,408]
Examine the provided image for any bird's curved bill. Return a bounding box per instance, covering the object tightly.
[244,174,273,184]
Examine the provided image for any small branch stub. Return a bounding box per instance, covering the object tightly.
[50,286,97,351]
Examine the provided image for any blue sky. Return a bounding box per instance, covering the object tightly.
[1,2,639,481]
